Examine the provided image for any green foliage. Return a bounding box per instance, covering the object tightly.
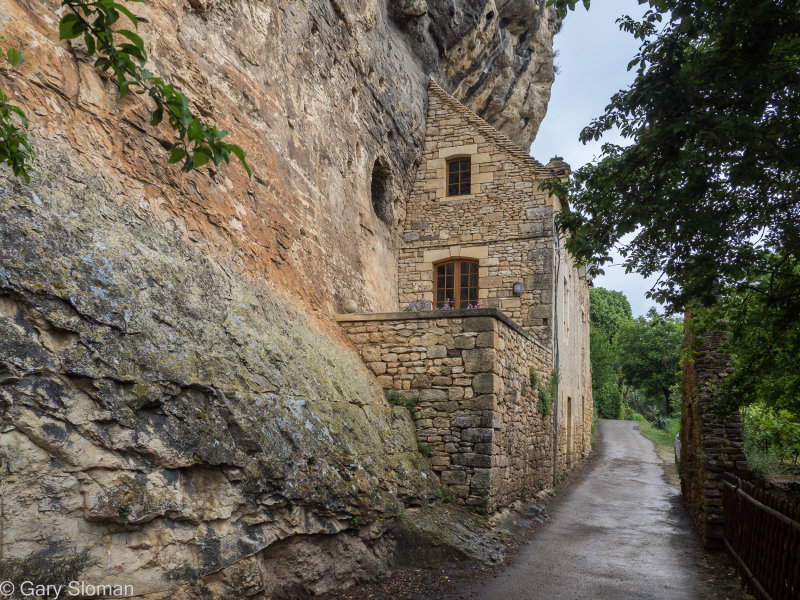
[616,310,682,416]
[57,0,250,176]
[385,390,418,419]
[348,515,361,535]
[590,324,623,419]
[0,38,34,182]
[589,288,632,343]
[417,441,431,457]
[630,412,681,449]
[742,403,800,473]
[715,260,800,413]
[436,486,457,504]
[529,366,540,388]
[545,0,800,415]
[537,368,559,416]
[547,0,591,20]
[0,2,251,180]
[652,414,668,431]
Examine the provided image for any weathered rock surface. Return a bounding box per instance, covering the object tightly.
[391,0,560,148]
[0,0,559,596]
[0,183,435,596]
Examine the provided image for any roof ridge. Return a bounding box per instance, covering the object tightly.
[427,79,554,177]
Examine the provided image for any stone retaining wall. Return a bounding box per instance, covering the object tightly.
[336,309,553,509]
[680,315,751,548]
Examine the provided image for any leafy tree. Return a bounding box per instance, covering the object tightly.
[590,327,623,419]
[545,0,800,412]
[718,259,800,413]
[589,287,632,343]
[616,310,682,415]
[0,0,250,180]
[588,286,632,419]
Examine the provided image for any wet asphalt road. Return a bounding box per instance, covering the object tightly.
[471,420,703,600]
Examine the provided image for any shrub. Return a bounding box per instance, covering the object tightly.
[436,486,457,504]
[537,368,559,416]
[417,442,431,457]
[348,516,361,535]
[385,390,418,419]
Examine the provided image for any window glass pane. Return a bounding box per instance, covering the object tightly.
[447,158,471,196]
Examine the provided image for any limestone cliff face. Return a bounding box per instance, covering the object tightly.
[0,0,558,596]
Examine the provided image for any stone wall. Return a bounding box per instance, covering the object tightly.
[336,309,553,509]
[554,238,593,470]
[680,314,750,549]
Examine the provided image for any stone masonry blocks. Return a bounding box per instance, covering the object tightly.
[336,309,553,510]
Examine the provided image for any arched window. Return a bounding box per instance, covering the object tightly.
[447,157,471,196]
[371,158,392,224]
[434,260,479,309]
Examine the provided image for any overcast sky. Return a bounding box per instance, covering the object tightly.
[529,0,663,317]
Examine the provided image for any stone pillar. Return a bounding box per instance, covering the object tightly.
[680,312,750,549]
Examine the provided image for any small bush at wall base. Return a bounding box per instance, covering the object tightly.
[385,390,418,418]
[537,368,560,416]
[417,441,431,457]
[436,486,457,504]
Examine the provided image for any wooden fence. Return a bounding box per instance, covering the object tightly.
[722,473,800,600]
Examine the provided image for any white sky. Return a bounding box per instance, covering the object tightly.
[529,0,663,317]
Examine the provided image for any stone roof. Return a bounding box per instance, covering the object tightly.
[428,79,563,179]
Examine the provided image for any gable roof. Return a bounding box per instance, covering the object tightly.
[428,79,558,178]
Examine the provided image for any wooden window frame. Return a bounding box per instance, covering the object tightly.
[446,156,471,197]
[434,259,479,309]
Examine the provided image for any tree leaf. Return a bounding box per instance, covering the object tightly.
[168,145,186,164]
[192,147,210,168]
[6,47,21,66]
[150,105,163,126]
[117,29,145,54]
[84,32,96,56]
[59,13,83,40]
[113,3,139,27]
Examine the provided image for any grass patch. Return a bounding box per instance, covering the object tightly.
[631,412,680,452]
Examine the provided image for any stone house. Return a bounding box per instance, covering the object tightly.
[337,81,591,510]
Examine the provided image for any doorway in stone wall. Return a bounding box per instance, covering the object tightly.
[567,396,573,465]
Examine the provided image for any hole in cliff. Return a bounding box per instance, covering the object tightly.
[449,7,455,16]
[486,10,494,21]
[370,158,393,225]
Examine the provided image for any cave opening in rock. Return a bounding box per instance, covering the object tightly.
[370,158,392,225]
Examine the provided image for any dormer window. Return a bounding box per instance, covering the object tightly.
[447,157,471,196]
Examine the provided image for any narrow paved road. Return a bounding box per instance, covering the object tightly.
[471,420,704,600]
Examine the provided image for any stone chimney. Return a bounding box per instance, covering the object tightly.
[546,156,571,176]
